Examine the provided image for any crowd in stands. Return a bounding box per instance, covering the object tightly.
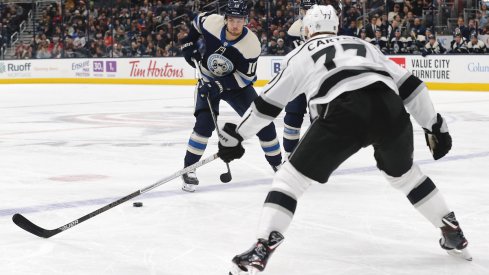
[1,3,32,55]
[1,0,489,60]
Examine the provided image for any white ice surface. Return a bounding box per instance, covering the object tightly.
[0,84,488,275]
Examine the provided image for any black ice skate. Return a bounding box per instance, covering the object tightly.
[181,170,199,192]
[229,231,284,275]
[271,164,282,173]
[439,212,472,261]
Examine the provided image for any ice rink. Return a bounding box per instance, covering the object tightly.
[1,84,488,275]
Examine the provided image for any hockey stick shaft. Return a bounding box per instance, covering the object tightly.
[12,153,219,238]
[206,95,232,179]
[193,59,232,180]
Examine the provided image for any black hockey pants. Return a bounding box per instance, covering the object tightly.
[289,82,413,183]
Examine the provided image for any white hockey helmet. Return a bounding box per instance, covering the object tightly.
[303,5,339,38]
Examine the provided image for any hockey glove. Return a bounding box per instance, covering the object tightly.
[198,80,223,99]
[218,123,245,163]
[181,41,201,68]
[423,113,452,160]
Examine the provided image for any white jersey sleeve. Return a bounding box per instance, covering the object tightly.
[371,44,439,130]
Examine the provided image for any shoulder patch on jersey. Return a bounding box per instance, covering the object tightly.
[202,14,225,39]
[288,19,303,37]
[232,29,261,59]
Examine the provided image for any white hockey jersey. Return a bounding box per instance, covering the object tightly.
[236,34,439,139]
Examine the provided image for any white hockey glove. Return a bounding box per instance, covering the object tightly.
[218,123,245,163]
[423,113,452,160]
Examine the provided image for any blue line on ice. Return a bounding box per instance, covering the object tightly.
[1,151,488,218]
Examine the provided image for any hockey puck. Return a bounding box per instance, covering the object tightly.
[133,202,143,207]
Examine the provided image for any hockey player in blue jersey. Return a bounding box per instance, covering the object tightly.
[282,0,317,158]
[179,0,283,192]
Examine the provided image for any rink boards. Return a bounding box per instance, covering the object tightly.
[0,55,488,90]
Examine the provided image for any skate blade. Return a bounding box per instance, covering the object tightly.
[228,263,248,275]
[447,248,473,261]
[228,263,260,275]
[181,184,196,192]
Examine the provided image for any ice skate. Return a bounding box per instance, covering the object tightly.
[271,163,282,172]
[439,212,472,261]
[229,231,284,275]
[181,170,199,192]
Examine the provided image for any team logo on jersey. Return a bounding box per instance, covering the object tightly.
[207,54,234,76]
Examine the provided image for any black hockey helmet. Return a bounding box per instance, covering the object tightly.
[300,0,317,10]
[226,0,248,18]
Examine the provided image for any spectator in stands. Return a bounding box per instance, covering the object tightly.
[411,17,427,38]
[423,34,446,55]
[36,42,51,59]
[389,28,408,54]
[344,19,359,37]
[343,4,361,27]
[14,42,32,59]
[387,18,400,41]
[480,3,489,29]
[482,25,489,35]
[449,32,469,53]
[272,9,287,27]
[64,35,76,58]
[401,10,415,33]
[411,32,425,54]
[370,29,388,54]
[455,17,470,41]
[130,39,144,57]
[268,38,278,55]
[414,0,425,17]
[114,42,129,57]
[49,36,63,58]
[467,32,488,53]
[365,15,379,39]
[275,38,290,55]
[388,3,401,23]
[402,36,414,54]
[467,18,478,38]
[379,14,390,37]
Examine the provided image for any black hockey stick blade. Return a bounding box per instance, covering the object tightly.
[12,154,219,238]
[12,213,59,238]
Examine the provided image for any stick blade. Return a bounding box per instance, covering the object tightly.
[12,213,56,238]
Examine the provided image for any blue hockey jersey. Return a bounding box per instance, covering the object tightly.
[187,12,261,90]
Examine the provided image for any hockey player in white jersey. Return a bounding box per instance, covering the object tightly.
[218,5,471,274]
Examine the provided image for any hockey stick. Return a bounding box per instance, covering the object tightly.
[193,59,232,183]
[206,96,232,183]
[12,153,219,238]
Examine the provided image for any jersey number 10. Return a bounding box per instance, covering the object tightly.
[311,43,367,70]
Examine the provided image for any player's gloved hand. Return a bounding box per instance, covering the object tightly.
[198,80,223,98]
[181,41,201,68]
[423,113,452,160]
[218,123,245,163]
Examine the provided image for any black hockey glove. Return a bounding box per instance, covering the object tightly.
[218,123,245,163]
[181,41,201,68]
[198,80,223,99]
[423,113,452,160]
